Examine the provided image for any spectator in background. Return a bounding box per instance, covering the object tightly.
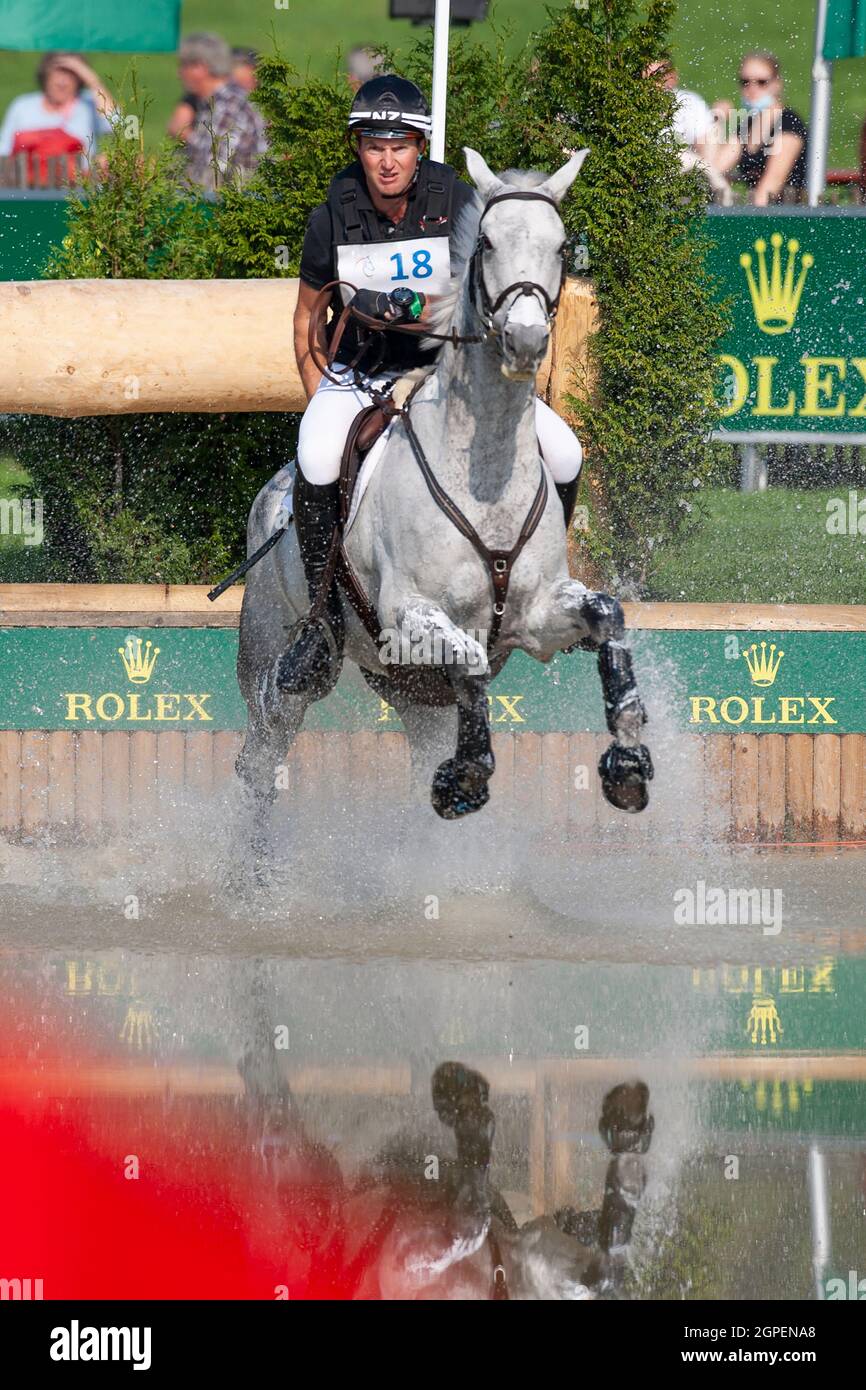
[173,33,266,191]
[646,59,713,151]
[645,59,732,204]
[0,52,116,182]
[168,44,259,140]
[167,85,200,141]
[707,52,807,205]
[232,48,259,93]
[346,47,385,93]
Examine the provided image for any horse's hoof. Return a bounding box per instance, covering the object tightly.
[598,742,653,814]
[431,758,491,819]
[432,1062,490,1126]
[600,1082,654,1153]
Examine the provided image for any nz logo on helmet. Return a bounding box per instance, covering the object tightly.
[372,109,402,121]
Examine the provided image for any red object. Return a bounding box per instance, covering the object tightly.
[0,990,352,1300]
[11,128,84,186]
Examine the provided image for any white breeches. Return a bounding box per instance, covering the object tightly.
[297,367,583,487]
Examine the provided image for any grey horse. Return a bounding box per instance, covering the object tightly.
[237,147,653,844]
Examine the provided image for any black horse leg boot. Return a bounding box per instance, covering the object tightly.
[276,471,345,697]
[555,478,580,531]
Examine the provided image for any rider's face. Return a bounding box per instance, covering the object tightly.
[357,135,422,199]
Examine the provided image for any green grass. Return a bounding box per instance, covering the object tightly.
[645,486,866,602]
[0,1,860,167]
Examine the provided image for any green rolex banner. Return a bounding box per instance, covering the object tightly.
[823,0,866,59]
[709,210,866,442]
[0,0,181,51]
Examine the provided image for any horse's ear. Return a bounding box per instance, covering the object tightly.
[539,149,590,206]
[463,147,506,202]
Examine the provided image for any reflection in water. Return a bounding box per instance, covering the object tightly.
[0,943,863,1299]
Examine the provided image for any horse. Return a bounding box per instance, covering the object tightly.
[239,1043,655,1301]
[236,147,653,847]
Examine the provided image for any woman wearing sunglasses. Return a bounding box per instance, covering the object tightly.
[708,51,807,205]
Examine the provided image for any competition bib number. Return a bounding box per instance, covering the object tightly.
[337,237,451,304]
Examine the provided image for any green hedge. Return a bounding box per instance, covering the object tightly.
[0,0,724,589]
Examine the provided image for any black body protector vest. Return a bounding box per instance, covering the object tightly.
[326,158,457,377]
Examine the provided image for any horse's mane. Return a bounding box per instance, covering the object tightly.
[423,167,549,343]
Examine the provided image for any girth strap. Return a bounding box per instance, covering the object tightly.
[400,411,548,654]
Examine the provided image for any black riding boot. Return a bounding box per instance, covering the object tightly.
[555,477,580,531]
[275,472,344,697]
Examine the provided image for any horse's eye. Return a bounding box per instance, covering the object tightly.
[482,234,493,251]
[558,241,568,256]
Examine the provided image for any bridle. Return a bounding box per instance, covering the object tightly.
[468,188,568,332]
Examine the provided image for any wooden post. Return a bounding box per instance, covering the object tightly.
[539,279,597,423]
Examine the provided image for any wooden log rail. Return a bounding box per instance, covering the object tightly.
[1,588,866,845]
[0,277,596,418]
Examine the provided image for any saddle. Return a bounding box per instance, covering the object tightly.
[338,401,394,527]
[337,374,426,527]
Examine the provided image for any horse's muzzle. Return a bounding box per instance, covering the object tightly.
[500,321,550,380]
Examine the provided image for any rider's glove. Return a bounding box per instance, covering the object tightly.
[351,288,426,323]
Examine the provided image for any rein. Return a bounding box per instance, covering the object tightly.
[307,279,484,389]
[208,189,566,610]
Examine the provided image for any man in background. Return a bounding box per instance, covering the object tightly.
[170,33,266,189]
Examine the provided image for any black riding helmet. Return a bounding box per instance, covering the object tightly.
[347,74,432,140]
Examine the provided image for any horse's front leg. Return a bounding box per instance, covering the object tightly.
[432,1061,497,1256]
[431,672,495,820]
[552,580,654,814]
[583,1081,654,1298]
[393,599,494,820]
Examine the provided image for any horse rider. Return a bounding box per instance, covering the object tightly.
[281,74,584,696]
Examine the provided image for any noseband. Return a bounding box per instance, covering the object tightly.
[468,189,568,332]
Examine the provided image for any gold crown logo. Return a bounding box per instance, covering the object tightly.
[742,640,784,687]
[117,636,160,685]
[740,233,813,335]
[746,994,783,1046]
[120,1002,156,1051]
